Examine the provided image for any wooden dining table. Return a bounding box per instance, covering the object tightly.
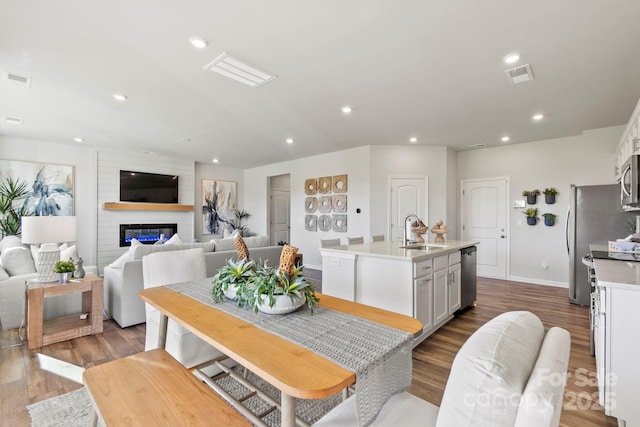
[139,286,422,427]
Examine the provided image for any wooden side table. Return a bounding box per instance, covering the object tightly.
[26,274,103,349]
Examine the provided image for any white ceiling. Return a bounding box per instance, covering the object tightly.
[1,1,640,169]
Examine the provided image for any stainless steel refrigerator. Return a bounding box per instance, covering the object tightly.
[567,184,636,305]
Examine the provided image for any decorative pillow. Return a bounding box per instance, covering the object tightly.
[279,245,298,276]
[165,233,183,245]
[211,238,236,252]
[223,229,240,239]
[30,245,40,264]
[243,235,270,248]
[235,237,249,260]
[0,264,9,280]
[107,238,142,269]
[1,246,37,276]
[60,244,78,261]
[0,235,24,253]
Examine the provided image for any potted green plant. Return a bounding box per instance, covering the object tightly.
[542,213,557,226]
[523,208,538,225]
[53,260,75,283]
[0,177,32,238]
[244,262,319,314]
[232,209,251,237]
[211,258,256,306]
[522,189,540,205]
[543,188,558,204]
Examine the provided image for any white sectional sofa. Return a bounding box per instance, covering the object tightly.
[0,236,97,330]
[103,235,283,328]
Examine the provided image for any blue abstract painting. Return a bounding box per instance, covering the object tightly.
[0,160,74,216]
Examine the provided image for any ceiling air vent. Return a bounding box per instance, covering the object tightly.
[5,116,24,125]
[505,64,534,84]
[3,71,32,89]
[203,52,277,88]
[468,143,486,149]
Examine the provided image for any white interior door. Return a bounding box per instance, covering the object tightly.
[389,177,428,242]
[461,178,508,278]
[270,189,290,245]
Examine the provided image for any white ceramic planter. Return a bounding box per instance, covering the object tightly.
[223,286,239,300]
[257,294,306,315]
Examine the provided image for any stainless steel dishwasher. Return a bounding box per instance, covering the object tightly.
[460,246,477,310]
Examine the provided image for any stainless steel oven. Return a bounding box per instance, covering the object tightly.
[621,154,640,206]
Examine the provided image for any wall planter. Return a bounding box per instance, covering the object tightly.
[542,213,556,226]
[523,208,538,226]
[522,189,540,205]
[543,188,558,204]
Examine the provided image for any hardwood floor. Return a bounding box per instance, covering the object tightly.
[0,275,615,426]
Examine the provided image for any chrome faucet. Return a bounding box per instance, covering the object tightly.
[403,214,420,245]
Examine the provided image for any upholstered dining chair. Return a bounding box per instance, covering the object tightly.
[142,248,228,372]
[347,236,364,244]
[320,238,342,248]
[371,234,385,242]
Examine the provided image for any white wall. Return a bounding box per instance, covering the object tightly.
[96,149,194,270]
[457,125,623,286]
[194,162,244,242]
[244,146,372,268]
[0,136,98,265]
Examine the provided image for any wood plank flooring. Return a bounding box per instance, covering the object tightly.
[0,274,615,426]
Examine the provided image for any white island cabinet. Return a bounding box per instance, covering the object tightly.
[320,240,477,345]
[593,258,640,426]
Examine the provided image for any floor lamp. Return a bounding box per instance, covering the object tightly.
[21,216,78,282]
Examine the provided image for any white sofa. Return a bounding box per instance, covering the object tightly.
[315,311,571,426]
[0,236,97,330]
[103,236,284,328]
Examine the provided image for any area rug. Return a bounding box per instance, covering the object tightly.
[27,367,342,426]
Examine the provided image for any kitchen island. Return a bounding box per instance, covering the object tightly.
[320,239,478,345]
[592,252,640,426]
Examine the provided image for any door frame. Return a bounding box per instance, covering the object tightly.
[267,174,291,246]
[460,177,510,279]
[387,175,429,242]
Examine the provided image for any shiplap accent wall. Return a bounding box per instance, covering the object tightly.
[96,149,195,271]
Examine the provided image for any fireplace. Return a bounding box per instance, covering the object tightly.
[119,223,178,247]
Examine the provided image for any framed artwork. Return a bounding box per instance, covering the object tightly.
[304,197,317,213]
[318,176,332,194]
[202,179,237,235]
[305,215,317,232]
[332,175,348,193]
[318,215,332,232]
[304,178,317,195]
[0,159,74,216]
[332,195,347,213]
[332,214,347,232]
[318,196,332,213]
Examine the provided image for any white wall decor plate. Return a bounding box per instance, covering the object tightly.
[318,196,332,213]
[305,215,317,231]
[332,174,348,193]
[304,178,317,195]
[332,214,347,232]
[332,195,347,213]
[304,197,317,213]
[318,215,332,232]
[318,176,332,194]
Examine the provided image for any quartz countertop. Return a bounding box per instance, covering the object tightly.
[591,244,640,289]
[319,239,479,261]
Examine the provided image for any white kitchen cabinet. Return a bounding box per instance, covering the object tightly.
[448,262,461,314]
[413,259,433,333]
[433,267,449,326]
[615,97,640,181]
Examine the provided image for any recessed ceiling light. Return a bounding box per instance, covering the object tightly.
[180,137,191,142]
[212,158,219,164]
[503,53,521,64]
[5,116,23,125]
[286,138,294,144]
[189,37,209,49]
[74,137,84,143]
[341,106,352,114]
[501,136,510,142]
[409,137,418,143]
[533,113,544,121]
[142,151,157,155]
[112,93,128,101]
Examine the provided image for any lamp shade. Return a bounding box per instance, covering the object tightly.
[21,216,78,244]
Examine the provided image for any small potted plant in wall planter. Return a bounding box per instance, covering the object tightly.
[543,188,558,204]
[542,213,557,226]
[523,208,538,225]
[522,189,540,205]
[54,260,75,283]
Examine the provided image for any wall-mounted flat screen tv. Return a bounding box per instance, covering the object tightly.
[120,170,179,203]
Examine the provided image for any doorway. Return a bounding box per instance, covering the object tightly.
[460,178,509,278]
[269,174,290,245]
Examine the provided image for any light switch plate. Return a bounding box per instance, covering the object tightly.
[513,199,525,208]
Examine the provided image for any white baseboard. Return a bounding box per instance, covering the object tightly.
[506,275,568,288]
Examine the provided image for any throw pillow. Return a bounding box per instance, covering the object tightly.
[223,229,240,239]
[60,244,78,261]
[107,238,142,269]
[165,233,183,245]
[0,264,9,280]
[0,235,24,253]
[1,246,37,276]
[235,237,249,260]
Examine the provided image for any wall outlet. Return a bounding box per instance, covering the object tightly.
[541,261,549,270]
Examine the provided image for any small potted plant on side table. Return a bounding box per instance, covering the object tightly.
[54,260,75,283]
[523,208,538,225]
[522,189,540,205]
[543,188,558,204]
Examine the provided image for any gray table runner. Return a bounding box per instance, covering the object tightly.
[167,278,413,426]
